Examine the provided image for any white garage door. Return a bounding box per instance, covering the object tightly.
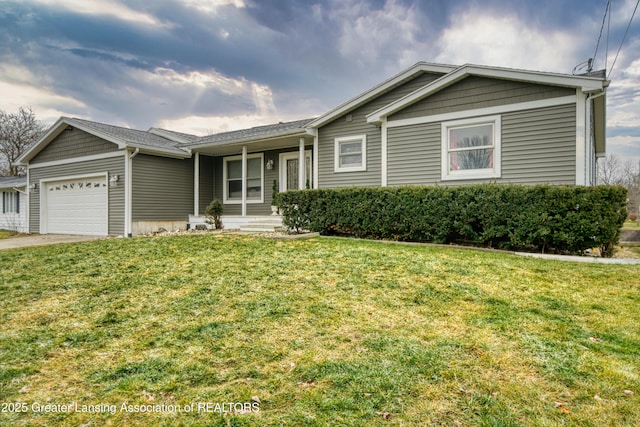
[44,177,108,235]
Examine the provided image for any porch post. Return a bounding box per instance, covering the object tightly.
[194,152,200,216]
[299,137,305,190]
[313,130,318,189]
[242,145,247,216]
[381,118,388,187]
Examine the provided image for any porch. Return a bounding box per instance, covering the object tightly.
[187,118,317,230]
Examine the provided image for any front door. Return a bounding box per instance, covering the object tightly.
[279,151,312,191]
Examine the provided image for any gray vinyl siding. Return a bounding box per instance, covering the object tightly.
[132,154,194,221]
[501,104,576,184]
[388,123,441,186]
[318,72,443,188]
[387,103,576,186]
[390,76,576,121]
[213,147,312,216]
[28,156,125,235]
[31,128,118,164]
[198,155,215,214]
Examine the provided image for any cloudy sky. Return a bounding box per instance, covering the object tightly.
[0,0,638,161]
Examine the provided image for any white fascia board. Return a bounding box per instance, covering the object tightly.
[307,62,456,129]
[463,64,605,91]
[367,64,606,124]
[128,145,191,159]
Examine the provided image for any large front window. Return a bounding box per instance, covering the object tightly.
[441,116,501,180]
[224,154,263,203]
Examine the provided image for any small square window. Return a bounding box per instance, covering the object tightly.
[334,135,367,172]
[441,116,501,181]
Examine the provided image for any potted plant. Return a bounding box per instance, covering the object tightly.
[271,180,280,215]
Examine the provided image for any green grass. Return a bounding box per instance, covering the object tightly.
[0,235,639,426]
[623,221,640,230]
[0,230,17,239]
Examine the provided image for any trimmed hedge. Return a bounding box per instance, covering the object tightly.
[274,184,628,257]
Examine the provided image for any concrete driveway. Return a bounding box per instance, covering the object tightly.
[0,234,104,250]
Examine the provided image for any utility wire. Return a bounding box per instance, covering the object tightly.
[593,0,611,70]
[608,0,640,79]
[606,0,610,71]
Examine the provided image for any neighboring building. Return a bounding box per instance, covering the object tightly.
[17,62,608,236]
[0,176,27,233]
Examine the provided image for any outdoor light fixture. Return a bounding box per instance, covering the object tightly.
[29,183,38,190]
[109,175,119,186]
[266,159,274,170]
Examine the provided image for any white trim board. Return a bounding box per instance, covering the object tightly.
[222,152,264,205]
[279,150,312,192]
[385,96,577,128]
[28,151,126,169]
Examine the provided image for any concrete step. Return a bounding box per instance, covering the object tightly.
[239,218,284,233]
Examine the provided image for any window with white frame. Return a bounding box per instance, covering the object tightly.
[2,191,19,214]
[441,116,501,180]
[335,135,367,172]
[223,154,264,203]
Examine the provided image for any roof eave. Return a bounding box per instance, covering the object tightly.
[366,64,607,124]
[190,128,310,150]
[130,145,192,159]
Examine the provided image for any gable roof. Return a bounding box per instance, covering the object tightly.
[0,175,27,189]
[366,63,608,124]
[306,62,456,129]
[17,117,193,164]
[189,118,315,148]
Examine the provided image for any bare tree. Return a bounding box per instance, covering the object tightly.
[598,154,640,218]
[0,107,46,176]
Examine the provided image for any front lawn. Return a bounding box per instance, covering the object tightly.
[0,235,638,426]
[0,230,17,239]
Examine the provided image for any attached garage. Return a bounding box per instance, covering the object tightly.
[41,175,108,236]
[18,117,193,237]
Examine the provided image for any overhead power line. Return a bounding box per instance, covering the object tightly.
[608,0,640,79]
[592,0,611,70]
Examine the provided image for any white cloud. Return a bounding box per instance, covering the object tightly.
[139,67,285,134]
[330,0,433,73]
[23,0,172,27]
[0,79,86,122]
[435,10,582,73]
[158,113,285,136]
[180,0,246,14]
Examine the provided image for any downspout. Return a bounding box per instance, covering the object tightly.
[194,151,200,221]
[586,88,607,186]
[125,148,140,237]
